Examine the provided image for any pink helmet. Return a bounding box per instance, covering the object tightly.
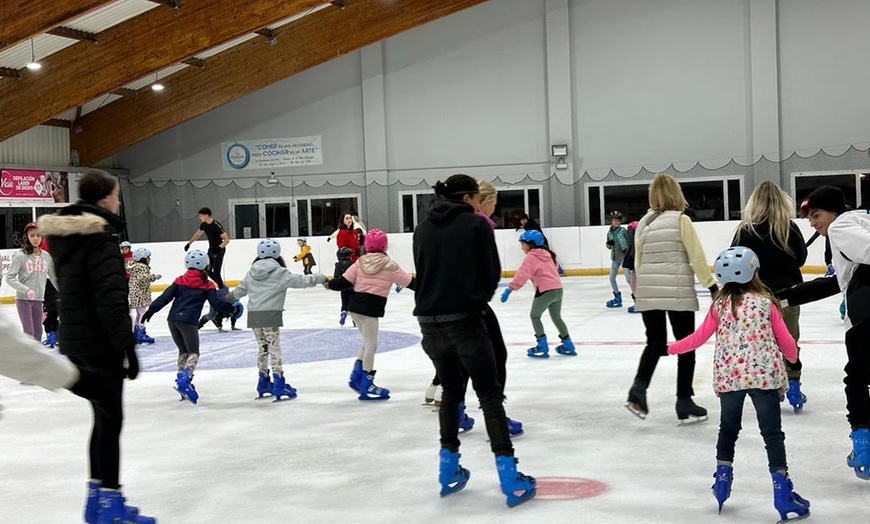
[364,228,388,253]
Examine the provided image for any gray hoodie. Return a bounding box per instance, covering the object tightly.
[227,258,326,327]
[6,251,56,301]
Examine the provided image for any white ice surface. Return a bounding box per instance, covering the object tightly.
[1,276,868,523]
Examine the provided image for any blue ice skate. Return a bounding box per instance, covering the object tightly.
[86,481,139,524]
[840,299,846,320]
[174,368,198,405]
[42,331,57,348]
[771,472,810,523]
[358,370,390,401]
[847,427,870,480]
[339,310,348,326]
[137,327,155,345]
[96,489,155,524]
[348,359,363,393]
[606,291,623,308]
[711,464,733,513]
[555,335,576,356]
[458,402,474,433]
[272,372,297,402]
[495,455,536,507]
[256,371,273,399]
[507,417,524,437]
[786,379,807,414]
[439,448,470,497]
[527,335,549,358]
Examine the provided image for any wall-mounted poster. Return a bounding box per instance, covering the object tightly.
[0,169,69,203]
[221,136,323,171]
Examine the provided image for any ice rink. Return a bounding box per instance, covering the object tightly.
[1,275,868,524]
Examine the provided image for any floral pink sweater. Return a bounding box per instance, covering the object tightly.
[668,293,797,393]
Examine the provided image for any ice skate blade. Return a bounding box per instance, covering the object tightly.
[440,469,470,497]
[273,395,297,403]
[776,511,810,523]
[506,488,536,508]
[173,387,198,405]
[625,402,647,420]
[677,415,708,426]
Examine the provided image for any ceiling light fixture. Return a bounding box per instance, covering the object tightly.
[151,72,164,91]
[25,39,42,70]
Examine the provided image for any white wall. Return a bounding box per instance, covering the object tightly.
[570,0,749,175]
[0,126,70,167]
[779,0,870,153]
[1,220,829,299]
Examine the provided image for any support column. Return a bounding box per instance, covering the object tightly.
[745,0,781,186]
[544,0,577,226]
[360,42,391,230]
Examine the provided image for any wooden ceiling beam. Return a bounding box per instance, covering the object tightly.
[330,1,346,8]
[71,0,490,165]
[0,0,115,52]
[146,0,182,8]
[254,28,278,44]
[0,0,329,142]
[47,26,99,43]
[0,67,21,79]
[42,119,72,128]
[110,88,140,99]
[181,58,205,68]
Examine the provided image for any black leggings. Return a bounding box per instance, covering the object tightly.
[207,248,226,288]
[845,320,870,429]
[42,281,59,333]
[634,310,697,398]
[68,352,125,490]
[431,305,508,393]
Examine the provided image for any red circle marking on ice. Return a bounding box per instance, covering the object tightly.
[532,477,610,500]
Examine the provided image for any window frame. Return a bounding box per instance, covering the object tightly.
[584,175,745,225]
[790,169,867,210]
[228,193,362,238]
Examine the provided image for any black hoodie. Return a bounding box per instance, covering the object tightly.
[731,221,807,292]
[38,203,135,356]
[412,199,500,319]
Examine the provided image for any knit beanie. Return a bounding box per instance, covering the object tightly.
[804,185,847,215]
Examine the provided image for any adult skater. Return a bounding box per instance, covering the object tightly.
[38,169,155,523]
[334,212,363,325]
[776,185,870,480]
[413,174,535,507]
[731,181,808,413]
[184,207,229,288]
[626,173,717,423]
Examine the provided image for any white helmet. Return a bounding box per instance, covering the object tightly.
[714,246,760,285]
[119,241,132,248]
[132,248,151,262]
[185,250,209,270]
[257,239,281,259]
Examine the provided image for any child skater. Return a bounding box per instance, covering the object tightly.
[668,246,810,522]
[120,241,132,279]
[128,248,161,345]
[500,229,575,359]
[226,239,326,401]
[6,222,56,342]
[141,250,236,404]
[334,247,354,326]
[326,229,413,401]
[605,210,631,308]
[293,237,317,275]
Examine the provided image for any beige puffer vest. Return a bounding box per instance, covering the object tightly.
[634,210,699,312]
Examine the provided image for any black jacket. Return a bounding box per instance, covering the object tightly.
[38,203,135,356]
[412,200,500,318]
[732,221,807,292]
[147,269,234,325]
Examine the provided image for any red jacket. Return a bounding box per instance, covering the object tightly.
[336,227,360,262]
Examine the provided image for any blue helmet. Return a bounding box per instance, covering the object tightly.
[257,239,281,259]
[519,230,545,247]
[714,246,759,285]
[185,250,209,271]
[132,248,151,262]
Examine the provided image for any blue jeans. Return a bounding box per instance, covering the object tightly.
[717,388,787,472]
[609,259,630,293]
[419,315,512,456]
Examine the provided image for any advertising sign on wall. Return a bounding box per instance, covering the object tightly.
[0,169,69,203]
[221,136,323,171]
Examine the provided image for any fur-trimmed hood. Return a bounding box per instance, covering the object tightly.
[37,202,125,237]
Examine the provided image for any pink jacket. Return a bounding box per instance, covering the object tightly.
[508,248,562,293]
[668,293,797,393]
[342,253,412,297]
[475,210,497,229]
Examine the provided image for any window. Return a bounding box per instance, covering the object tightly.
[399,185,543,232]
[586,177,743,224]
[229,194,361,239]
[792,171,862,211]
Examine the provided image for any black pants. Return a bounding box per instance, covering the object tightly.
[340,289,352,312]
[207,247,226,288]
[634,310,696,398]
[717,389,787,472]
[68,352,125,489]
[420,315,512,456]
[431,305,508,393]
[845,320,870,429]
[303,263,315,275]
[42,281,59,333]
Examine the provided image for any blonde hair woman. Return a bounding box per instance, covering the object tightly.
[626,173,718,423]
[732,181,808,412]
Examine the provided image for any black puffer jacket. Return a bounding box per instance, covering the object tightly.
[38,203,135,356]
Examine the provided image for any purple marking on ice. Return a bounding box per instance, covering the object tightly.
[135,328,420,372]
